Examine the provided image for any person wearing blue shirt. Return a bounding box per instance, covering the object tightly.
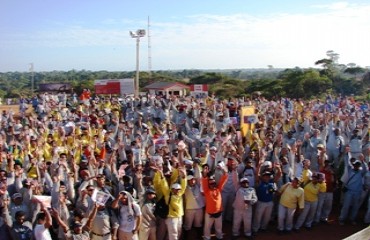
[339,159,368,225]
[253,171,278,234]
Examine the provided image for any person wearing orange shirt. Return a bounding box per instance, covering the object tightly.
[202,165,228,240]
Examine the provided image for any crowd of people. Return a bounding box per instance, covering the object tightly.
[0,90,369,240]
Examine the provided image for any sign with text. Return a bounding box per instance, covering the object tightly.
[240,106,256,137]
[95,79,134,95]
[190,84,208,98]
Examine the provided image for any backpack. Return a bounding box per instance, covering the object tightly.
[154,193,171,219]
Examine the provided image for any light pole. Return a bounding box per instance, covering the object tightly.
[29,63,34,95]
[130,29,146,98]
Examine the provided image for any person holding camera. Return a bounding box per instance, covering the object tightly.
[253,170,279,234]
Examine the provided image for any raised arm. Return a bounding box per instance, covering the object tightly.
[50,208,69,233]
[40,201,52,228]
[84,203,98,231]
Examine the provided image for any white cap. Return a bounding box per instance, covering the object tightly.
[186,175,195,180]
[240,177,249,183]
[262,161,272,167]
[171,183,182,190]
[317,144,324,149]
[184,159,193,165]
[353,159,361,165]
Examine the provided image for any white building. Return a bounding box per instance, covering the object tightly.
[144,82,189,98]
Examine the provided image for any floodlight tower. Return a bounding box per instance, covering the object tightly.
[29,63,34,95]
[130,29,146,98]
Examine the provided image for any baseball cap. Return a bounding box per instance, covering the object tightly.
[353,160,362,165]
[317,144,324,149]
[262,171,272,176]
[210,146,217,151]
[240,177,249,183]
[186,175,195,180]
[262,161,272,167]
[72,221,83,228]
[171,183,182,190]
[80,155,88,162]
[317,173,325,180]
[12,193,22,199]
[146,187,156,194]
[184,159,193,165]
[22,179,31,186]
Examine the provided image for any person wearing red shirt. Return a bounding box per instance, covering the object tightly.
[315,160,336,223]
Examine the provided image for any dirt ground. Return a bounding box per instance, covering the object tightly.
[0,104,33,117]
[185,202,369,240]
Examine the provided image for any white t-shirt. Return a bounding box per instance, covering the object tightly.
[119,203,142,232]
[34,224,52,240]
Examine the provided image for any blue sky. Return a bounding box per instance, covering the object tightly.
[1,0,369,72]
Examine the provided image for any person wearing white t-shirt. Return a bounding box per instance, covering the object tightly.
[111,191,142,240]
[33,200,52,240]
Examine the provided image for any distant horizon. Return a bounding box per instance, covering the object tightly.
[0,66,317,74]
[1,0,369,72]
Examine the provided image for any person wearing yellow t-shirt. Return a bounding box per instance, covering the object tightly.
[295,173,326,231]
[301,159,312,186]
[295,99,304,113]
[277,178,304,233]
[26,156,39,179]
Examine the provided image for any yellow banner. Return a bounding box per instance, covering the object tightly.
[240,106,256,137]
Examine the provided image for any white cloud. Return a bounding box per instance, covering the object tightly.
[312,1,351,10]
[151,2,370,69]
[1,1,369,71]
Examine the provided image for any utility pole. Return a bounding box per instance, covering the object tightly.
[29,63,34,95]
[130,29,146,98]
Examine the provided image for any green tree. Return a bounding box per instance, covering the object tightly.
[189,73,227,84]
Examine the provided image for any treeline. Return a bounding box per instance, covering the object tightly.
[0,52,369,100]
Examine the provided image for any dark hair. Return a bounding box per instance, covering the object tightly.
[292,177,301,183]
[36,212,46,221]
[96,174,105,179]
[13,161,23,168]
[73,209,84,219]
[15,210,26,219]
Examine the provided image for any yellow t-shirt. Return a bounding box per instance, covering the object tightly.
[303,182,326,202]
[279,184,304,209]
